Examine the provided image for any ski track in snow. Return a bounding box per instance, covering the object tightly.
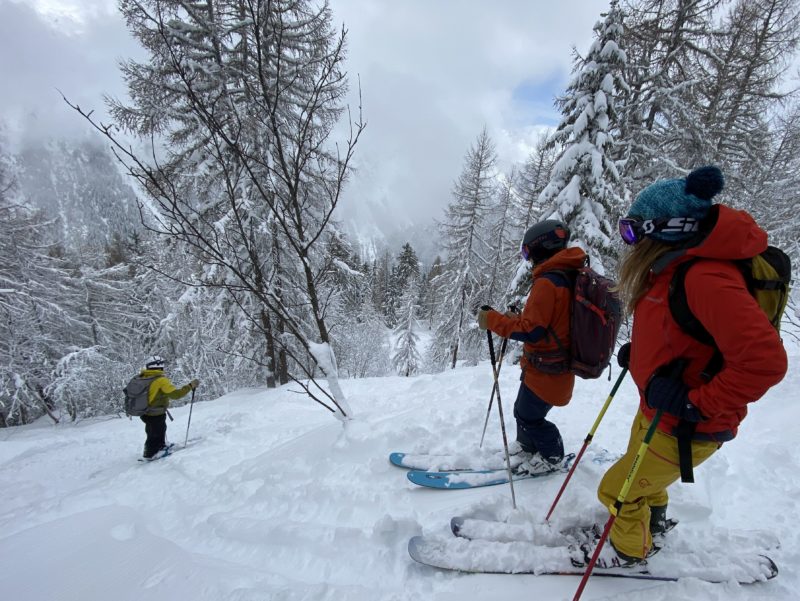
[1,340,799,600]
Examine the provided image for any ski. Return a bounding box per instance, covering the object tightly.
[406,453,576,489]
[390,449,526,472]
[450,516,596,545]
[408,535,778,584]
[138,443,177,463]
[449,515,781,552]
[391,447,618,472]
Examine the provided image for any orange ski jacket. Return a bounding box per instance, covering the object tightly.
[486,247,588,406]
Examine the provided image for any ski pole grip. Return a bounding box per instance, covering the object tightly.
[486,330,497,365]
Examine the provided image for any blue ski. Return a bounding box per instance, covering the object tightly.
[138,443,177,463]
[391,448,617,472]
[390,450,523,472]
[406,453,576,489]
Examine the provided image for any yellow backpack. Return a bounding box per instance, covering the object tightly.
[669,245,792,379]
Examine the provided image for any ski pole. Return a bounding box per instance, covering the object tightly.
[572,407,663,601]
[479,303,518,448]
[479,335,509,448]
[545,368,628,521]
[573,358,686,601]
[486,327,517,510]
[184,389,195,447]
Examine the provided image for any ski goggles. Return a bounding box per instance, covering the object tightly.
[618,216,701,245]
[520,244,531,261]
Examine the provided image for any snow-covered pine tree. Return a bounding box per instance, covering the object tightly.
[514,132,558,235]
[498,134,558,319]
[0,162,79,425]
[372,249,394,325]
[395,243,421,292]
[385,242,421,326]
[429,128,497,370]
[333,296,390,379]
[689,0,800,199]
[538,1,629,271]
[419,256,443,329]
[324,230,391,377]
[745,103,800,327]
[484,169,520,307]
[392,286,422,377]
[327,230,370,317]
[72,0,364,419]
[16,136,141,250]
[44,257,162,420]
[0,126,184,424]
[752,105,800,253]
[618,0,719,190]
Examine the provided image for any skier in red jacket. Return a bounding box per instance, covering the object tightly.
[594,165,787,567]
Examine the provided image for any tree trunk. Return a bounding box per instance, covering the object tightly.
[260,309,277,388]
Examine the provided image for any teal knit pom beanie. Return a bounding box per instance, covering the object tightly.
[628,166,725,242]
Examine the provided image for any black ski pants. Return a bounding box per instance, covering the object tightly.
[140,414,168,458]
[513,383,564,462]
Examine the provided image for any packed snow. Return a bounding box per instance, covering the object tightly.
[1,333,799,600]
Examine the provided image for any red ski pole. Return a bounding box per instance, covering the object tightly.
[545,368,627,521]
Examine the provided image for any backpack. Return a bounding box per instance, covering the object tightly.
[668,246,792,380]
[525,266,623,379]
[123,375,157,417]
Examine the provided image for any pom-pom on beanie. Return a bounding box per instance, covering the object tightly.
[628,165,725,242]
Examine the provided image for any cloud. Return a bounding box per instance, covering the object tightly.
[329,0,600,240]
[0,0,605,253]
[0,0,143,146]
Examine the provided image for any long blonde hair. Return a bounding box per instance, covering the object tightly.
[615,238,674,315]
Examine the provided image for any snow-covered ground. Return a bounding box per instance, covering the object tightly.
[1,336,799,600]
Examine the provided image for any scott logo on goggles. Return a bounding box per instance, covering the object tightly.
[642,217,699,234]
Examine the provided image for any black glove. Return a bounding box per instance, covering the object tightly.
[617,342,631,369]
[645,376,703,422]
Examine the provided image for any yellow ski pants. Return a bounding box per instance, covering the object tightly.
[597,410,720,559]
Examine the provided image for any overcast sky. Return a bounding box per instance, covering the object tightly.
[0,0,602,245]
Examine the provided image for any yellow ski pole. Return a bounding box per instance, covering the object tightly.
[572,407,663,601]
[573,358,686,601]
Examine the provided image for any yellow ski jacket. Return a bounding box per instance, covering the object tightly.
[140,369,192,416]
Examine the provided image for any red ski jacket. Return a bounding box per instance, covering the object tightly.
[630,205,787,439]
[487,247,588,406]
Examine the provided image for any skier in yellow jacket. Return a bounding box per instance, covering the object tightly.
[138,355,199,459]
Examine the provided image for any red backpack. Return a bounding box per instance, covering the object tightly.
[526,266,622,379]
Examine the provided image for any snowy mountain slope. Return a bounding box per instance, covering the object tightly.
[1,344,798,601]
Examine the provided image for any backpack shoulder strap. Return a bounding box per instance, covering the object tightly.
[668,258,716,347]
[668,258,724,381]
[538,268,576,289]
[536,269,578,357]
